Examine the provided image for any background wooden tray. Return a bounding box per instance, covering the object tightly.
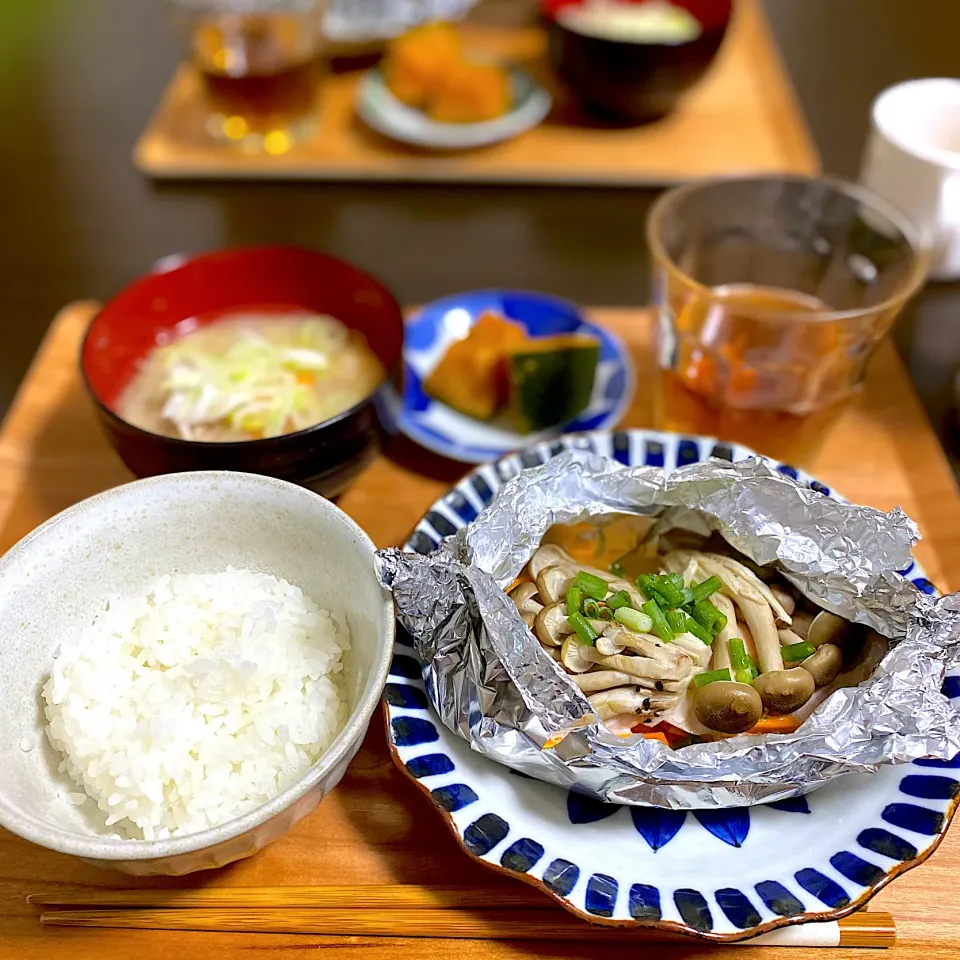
[3,302,959,960]
[134,0,819,185]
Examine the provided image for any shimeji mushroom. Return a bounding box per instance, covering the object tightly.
[580,644,695,682]
[572,669,642,692]
[572,668,684,694]
[664,551,786,674]
[561,633,695,683]
[769,584,796,618]
[511,581,543,618]
[709,593,739,670]
[536,604,568,646]
[807,611,853,649]
[536,567,572,605]
[753,668,815,713]
[789,610,814,640]
[587,687,675,722]
[802,644,843,687]
[693,681,763,734]
[663,551,793,623]
[731,594,783,674]
[528,544,572,579]
[669,632,714,670]
[560,635,595,673]
[529,545,646,607]
[834,630,889,686]
[535,603,607,646]
[510,581,540,605]
[597,626,679,663]
[778,628,806,647]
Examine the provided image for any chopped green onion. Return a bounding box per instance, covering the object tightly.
[566,586,583,618]
[665,609,687,632]
[665,572,685,591]
[614,607,654,633]
[652,574,686,608]
[693,668,731,688]
[598,605,615,621]
[684,616,714,645]
[635,573,653,597]
[728,637,749,670]
[730,641,759,679]
[568,611,599,645]
[582,598,603,619]
[782,641,816,662]
[573,570,609,601]
[680,586,696,606]
[606,590,633,611]
[642,599,674,642]
[692,599,727,635]
[690,575,724,604]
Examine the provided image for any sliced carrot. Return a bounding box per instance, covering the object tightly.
[630,722,681,747]
[296,371,316,386]
[747,714,802,735]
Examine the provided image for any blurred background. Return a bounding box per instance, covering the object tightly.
[3,0,960,465]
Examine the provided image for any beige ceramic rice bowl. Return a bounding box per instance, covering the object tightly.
[0,471,394,875]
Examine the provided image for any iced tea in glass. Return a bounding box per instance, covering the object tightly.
[647,176,928,464]
[170,0,325,151]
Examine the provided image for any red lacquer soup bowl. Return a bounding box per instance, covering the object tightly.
[81,246,404,499]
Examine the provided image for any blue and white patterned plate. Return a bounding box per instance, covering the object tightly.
[397,291,634,463]
[385,429,952,942]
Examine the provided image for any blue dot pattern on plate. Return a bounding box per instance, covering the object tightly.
[500,837,545,873]
[397,291,634,464]
[387,428,956,939]
[716,888,762,929]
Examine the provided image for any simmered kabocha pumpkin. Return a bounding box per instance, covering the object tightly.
[506,333,600,432]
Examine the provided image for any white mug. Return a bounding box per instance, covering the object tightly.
[859,78,960,281]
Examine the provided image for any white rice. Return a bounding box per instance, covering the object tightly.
[42,568,349,841]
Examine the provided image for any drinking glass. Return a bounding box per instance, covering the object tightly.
[168,0,326,152]
[646,175,929,464]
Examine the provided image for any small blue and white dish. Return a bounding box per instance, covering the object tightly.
[397,291,634,463]
[358,67,551,150]
[385,429,953,941]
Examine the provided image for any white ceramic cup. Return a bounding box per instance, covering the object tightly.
[859,78,960,280]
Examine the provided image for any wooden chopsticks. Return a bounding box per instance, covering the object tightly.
[29,885,897,947]
[29,884,549,910]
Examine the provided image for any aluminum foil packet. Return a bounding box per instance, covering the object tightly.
[377,451,960,808]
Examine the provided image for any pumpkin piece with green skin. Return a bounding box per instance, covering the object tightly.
[506,334,600,433]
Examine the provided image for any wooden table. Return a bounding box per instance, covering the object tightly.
[2,302,960,959]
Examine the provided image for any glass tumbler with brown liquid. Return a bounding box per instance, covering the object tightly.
[170,0,325,151]
[647,176,929,465]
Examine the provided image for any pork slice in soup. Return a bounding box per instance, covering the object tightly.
[116,312,386,441]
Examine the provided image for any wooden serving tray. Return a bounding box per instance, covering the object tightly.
[134,0,819,185]
[2,302,959,960]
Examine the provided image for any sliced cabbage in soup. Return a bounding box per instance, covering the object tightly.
[117,312,386,441]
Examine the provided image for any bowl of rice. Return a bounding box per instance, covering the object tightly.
[0,471,394,874]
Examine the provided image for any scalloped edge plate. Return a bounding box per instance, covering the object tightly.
[384,428,952,942]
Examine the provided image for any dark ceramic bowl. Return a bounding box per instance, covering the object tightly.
[81,246,404,499]
[543,0,733,124]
